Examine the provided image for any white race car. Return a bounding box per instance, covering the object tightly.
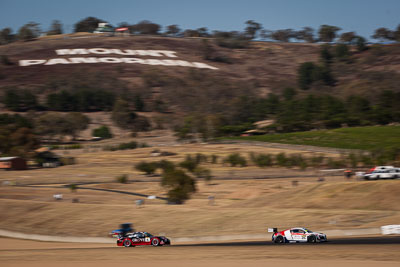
[364,166,400,180]
[269,227,327,243]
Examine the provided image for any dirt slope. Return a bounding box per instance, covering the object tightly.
[0,35,319,91]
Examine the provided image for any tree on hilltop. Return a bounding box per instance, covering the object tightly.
[296,27,316,43]
[259,29,272,40]
[354,36,367,52]
[166,24,181,36]
[196,27,209,37]
[74,17,105,32]
[339,31,356,43]
[244,20,262,39]
[47,20,63,35]
[372,27,394,42]
[394,24,400,42]
[0,28,14,44]
[318,25,341,42]
[130,20,160,35]
[270,29,295,42]
[18,22,41,41]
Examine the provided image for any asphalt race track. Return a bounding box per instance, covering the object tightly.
[1,236,400,267]
[175,236,400,247]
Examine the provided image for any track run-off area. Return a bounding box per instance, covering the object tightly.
[1,236,400,267]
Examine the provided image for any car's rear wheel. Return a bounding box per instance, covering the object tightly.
[275,235,284,244]
[307,235,317,243]
[123,239,132,247]
[151,238,160,247]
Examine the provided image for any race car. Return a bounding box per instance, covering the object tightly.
[269,227,327,243]
[116,231,171,247]
[110,224,171,247]
[363,166,400,180]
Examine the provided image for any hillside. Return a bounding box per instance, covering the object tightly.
[1,35,400,143]
[0,35,318,92]
[1,35,400,99]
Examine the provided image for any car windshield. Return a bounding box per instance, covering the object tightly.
[144,232,153,237]
[304,229,313,233]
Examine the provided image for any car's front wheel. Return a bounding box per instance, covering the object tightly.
[151,238,160,247]
[307,235,317,243]
[123,239,132,247]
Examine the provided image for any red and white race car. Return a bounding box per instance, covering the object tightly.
[269,227,327,243]
[116,231,171,247]
[110,224,170,247]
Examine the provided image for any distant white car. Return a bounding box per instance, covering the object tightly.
[364,166,400,180]
[269,227,327,243]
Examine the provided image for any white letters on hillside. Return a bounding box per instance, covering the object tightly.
[19,48,217,70]
[20,57,219,70]
[19,60,46,66]
[55,48,177,57]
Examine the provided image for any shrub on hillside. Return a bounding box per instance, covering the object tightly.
[156,160,176,172]
[116,174,128,184]
[161,169,196,204]
[47,89,115,112]
[62,144,82,150]
[224,153,247,167]
[112,99,150,132]
[250,153,273,167]
[68,184,77,192]
[179,155,199,172]
[194,167,212,182]
[287,154,308,170]
[327,158,346,169]
[275,153,288,167]
[310,154,325,168]
[213,31,250,49]
[135,161,158,175]
[195,153,208,164]
[103,141,145,151]
[3,89,39,111]
[211,154,219,164]
[92,125,112,139]
[335,44,351,61]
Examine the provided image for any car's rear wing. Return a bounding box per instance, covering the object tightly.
[267,228,278,233]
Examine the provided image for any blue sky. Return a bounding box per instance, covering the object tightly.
[0,0,399,40]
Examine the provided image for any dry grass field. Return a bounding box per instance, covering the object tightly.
[0,133,340,185]
[1,138,400,239]
[1,179,399,238]
[1,137,400,267]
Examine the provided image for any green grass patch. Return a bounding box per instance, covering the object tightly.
[225,126,400,151]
